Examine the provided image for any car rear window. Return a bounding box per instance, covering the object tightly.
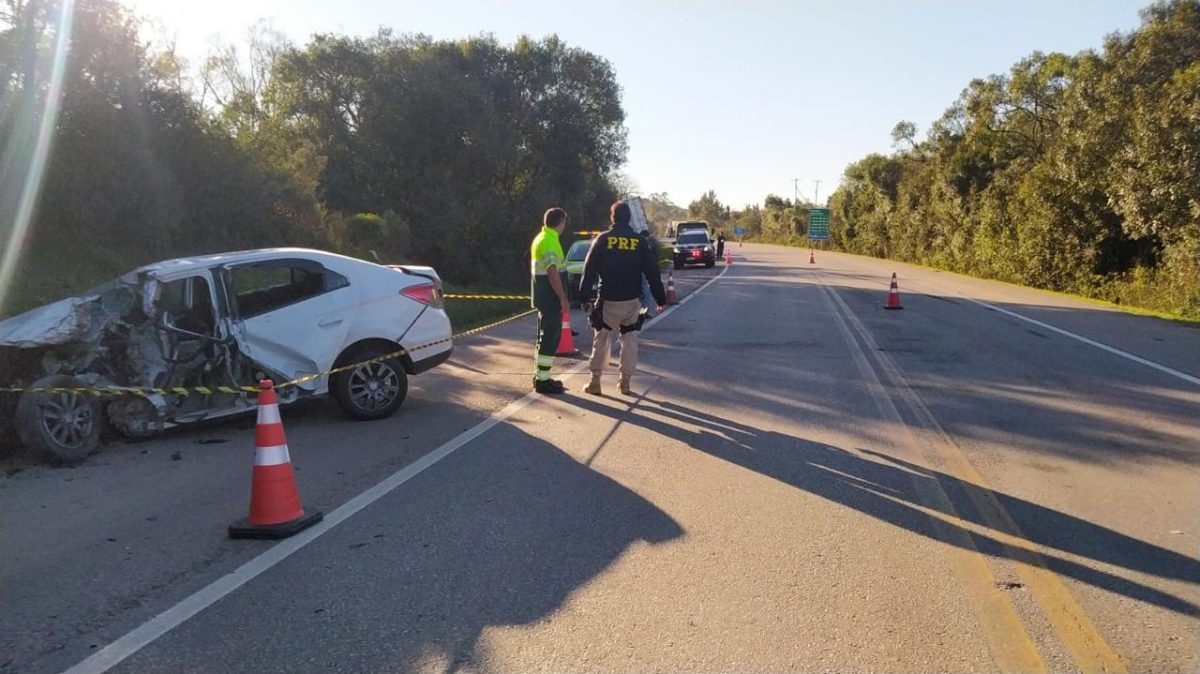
[678,233,709,244]
[231,260,348,317]
[567,241,593,261]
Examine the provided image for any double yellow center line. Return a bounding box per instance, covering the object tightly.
[818,276,1127,673]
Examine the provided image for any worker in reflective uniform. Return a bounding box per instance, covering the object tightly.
[580,202,667,396]
[530,207,571,394]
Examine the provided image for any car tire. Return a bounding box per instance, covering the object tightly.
[332,346,409,421]
[673,261,683,270]
[16,375,104,464]
[705,259,715,268]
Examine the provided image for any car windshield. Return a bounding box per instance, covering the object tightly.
[678,233,708,244]
[567,240,593,261]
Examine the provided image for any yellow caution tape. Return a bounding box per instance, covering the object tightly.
[443,293,530,300]
[0,307,539,397]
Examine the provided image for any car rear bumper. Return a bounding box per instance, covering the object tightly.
[674,253,715,265]
[401,306,453,373]
[411,344,452,374]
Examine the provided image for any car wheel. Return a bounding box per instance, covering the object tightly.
[673,261,683,270]
[332,347,408,421]
[16,375,104,464]
[705,259,715,268]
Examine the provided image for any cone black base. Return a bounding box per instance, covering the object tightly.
[229,509,323,540]
[884,306,904,310]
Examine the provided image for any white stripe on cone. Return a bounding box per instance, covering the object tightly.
[257,403,281,425]
[255,443,291,466]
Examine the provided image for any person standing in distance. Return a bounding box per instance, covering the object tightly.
[716,231,726,261]
[530,207,571,394]
[580,201,667,396]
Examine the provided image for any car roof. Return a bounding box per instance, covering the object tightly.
[135,248,357,279]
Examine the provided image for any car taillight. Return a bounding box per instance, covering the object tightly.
[402,283,441,307]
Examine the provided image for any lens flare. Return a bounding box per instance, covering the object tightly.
[0,0,75,317]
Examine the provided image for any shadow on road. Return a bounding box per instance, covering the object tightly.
[205,422,687,674]
[569,394,1200,619]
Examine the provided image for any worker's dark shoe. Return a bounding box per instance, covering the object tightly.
[619,375,632,395]
[533,378,565,394]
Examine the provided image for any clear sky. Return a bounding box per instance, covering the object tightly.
[126,0,1147,209]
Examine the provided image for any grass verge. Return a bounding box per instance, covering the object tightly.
[441,282,533,334]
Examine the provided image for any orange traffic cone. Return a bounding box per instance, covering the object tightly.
[665,271,679,305]
[809,250,816,264]
[556,310,581,357]
[725,250,733,265]
[229,381,323,539]
[884,273,904,310]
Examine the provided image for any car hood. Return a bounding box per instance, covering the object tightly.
[0,277,141,348]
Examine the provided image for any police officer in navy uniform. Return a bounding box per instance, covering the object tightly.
[580,202,667,396]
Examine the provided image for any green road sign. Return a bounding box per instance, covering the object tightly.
[808,208,830,240]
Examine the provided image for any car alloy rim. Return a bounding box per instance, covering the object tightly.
[348,361,401,411]
[39,391,94,449]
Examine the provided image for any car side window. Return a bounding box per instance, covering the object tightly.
[158,275,217,336]
[230,260,348,318]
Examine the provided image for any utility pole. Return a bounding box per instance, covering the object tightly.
[792,178,810,205]
[813,179,822,206]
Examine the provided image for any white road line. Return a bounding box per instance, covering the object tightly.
[62,263,730,674]
[951,293,1200,387]
[813,253,1199,388]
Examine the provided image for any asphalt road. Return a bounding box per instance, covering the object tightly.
[2,244,1197,673]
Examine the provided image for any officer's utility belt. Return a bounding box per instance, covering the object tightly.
[588,299,648,334]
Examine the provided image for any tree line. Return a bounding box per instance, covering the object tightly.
[824,1,1198,318]
[0,0,627,316]
[687,1,1198,319]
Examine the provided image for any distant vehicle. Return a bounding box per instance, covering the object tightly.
[0,249,452,463]
[626,196,651,234]
[565,237,596,306]
[674,220,708,236]
[673,230,716,269]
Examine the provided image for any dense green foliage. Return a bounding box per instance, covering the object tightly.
[0,0,626,316]
[4,0,1196,320]
[819,1,1200,317]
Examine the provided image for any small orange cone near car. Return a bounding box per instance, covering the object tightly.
[884,273,904,310]
[229,380,323,539]
[556,310,582,357]
[665,272,679,305]
[725,250,733,265]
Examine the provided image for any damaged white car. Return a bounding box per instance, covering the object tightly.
[0,249,452,463]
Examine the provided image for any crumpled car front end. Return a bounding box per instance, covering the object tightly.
[0,271,280,463]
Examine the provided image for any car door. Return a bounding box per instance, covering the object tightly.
[225,258,354,390]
